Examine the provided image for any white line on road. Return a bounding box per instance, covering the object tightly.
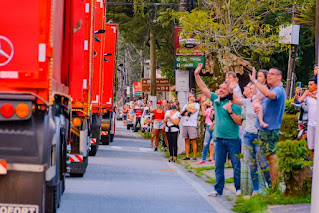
[166,161,232,213]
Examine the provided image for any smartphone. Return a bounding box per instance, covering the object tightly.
[297,81,301,88]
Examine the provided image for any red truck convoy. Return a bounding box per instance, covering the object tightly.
[0,0,118,212]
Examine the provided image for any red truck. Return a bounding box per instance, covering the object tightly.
[90,0,106,154]
[65,0,96,177]
[0,0,70,212]
[100,24,119,145]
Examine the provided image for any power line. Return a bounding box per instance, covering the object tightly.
[107,2,178,6]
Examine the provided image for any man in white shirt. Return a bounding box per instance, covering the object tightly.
[298,77,317,159]
[181,93,200,161]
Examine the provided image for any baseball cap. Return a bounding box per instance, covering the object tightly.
[157,100,162,104]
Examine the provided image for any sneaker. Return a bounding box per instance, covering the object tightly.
[236,190,241,196]
[252,191,259,196]
[192,157,197,161]
[210,160,215,164]
[182,157,190,160]
[154,148,158,151]
[197,161,206,165]
[208,190,219,197]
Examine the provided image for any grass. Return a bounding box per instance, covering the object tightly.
[138,130,152,139]
[205,177,216,184]
[232,191,311,213]
[225,177,234,183]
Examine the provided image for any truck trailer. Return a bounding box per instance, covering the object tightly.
[100,24,118,145]
[0,0,71,212]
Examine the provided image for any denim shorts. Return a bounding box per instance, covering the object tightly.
[154,120,165,129]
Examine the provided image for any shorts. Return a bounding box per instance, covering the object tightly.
[154,120,165,129]
[307,125,316,150]
[258,129,279,155]
[182,126,198,140]
[123,115,127,120]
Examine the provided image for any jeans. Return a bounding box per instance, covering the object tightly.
[202,125,214,161]
[243,132,271,191]
[166,132,178,157]
[214,138,241,195]
[134,118,141,132]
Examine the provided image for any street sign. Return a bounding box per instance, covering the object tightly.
[174,56,205,69]
[141,78,170,92]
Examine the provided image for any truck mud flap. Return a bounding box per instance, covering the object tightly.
[0,170,45,213]
[69,156,88,177]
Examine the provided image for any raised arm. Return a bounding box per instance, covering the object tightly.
[201,102,207,116]
[249,68,276,100]
[229,82,242,105]
[298,90,309,103]
[195,63,211,99]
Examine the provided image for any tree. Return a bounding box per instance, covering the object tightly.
[160,0,296,80]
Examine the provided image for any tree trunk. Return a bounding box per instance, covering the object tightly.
[150,29,156,96]
[179,0,189,12]
[316,0,319,64]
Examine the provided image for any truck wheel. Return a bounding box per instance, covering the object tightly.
[101,135,109,145]
[70,173,84,177]
[45,185,58,213]
[89,145,97,156]
[110,134,114,142]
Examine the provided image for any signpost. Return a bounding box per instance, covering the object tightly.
[141,78,170,92]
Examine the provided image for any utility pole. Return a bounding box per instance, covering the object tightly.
[285,4,298,98]
[310,2,319,212]
[149,29,157,105]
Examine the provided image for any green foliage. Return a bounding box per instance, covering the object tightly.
[276,139,310,183]
[233,191,311,213]
[295,0,316,30]
[279,114,298,141]
[164,0,291,71]
[285,98,299,115]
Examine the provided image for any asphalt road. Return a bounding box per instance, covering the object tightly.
[58,121,232,213]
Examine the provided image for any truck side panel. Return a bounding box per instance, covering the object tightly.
[102,24,118,109]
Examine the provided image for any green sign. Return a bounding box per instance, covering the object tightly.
[174,56,205,69]
[134,92,141,96]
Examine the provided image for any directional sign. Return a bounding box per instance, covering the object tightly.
[174,56,205,69]
[141,78,170,92]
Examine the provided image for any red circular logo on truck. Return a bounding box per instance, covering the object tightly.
[0,36,14,66]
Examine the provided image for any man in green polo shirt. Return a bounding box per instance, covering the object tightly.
[195,63,242,196]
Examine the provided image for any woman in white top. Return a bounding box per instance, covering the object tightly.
[164,104,181,162]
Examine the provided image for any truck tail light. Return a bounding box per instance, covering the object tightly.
[73,118,82,126]
[0,103,14,118]
[16,103,30,118]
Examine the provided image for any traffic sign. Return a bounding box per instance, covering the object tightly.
[141,78,170,92]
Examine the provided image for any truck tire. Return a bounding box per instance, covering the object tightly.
[110,134,114,142]
[89,145,97,156]
[45,185,58,213]
[101,135,110,145]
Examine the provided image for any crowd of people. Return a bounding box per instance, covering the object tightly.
[117,63,317,197]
